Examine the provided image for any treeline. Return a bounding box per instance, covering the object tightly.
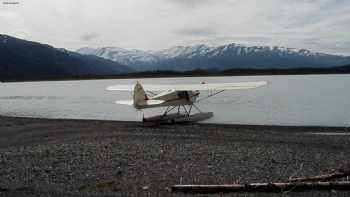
[1,64,350,82]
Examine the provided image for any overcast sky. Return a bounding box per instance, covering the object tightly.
[1,0,350,55]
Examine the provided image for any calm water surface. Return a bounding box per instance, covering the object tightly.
[0,75,349,126]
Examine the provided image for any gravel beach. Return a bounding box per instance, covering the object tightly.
[0,115,350,196]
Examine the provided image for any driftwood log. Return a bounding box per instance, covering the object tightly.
[171,181,350,194]
[289,169,350,182]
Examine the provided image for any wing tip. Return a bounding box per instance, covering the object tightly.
[260,81,268,86]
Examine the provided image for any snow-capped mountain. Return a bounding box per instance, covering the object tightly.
[77,43,350,71]
[77,47,158,71]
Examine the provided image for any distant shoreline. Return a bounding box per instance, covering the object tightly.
[0,115,347,130]
[2,66,350,82]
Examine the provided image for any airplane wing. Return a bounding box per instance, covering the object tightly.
[107,81,267,91]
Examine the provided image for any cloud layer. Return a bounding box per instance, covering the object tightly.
[1,0,349,55]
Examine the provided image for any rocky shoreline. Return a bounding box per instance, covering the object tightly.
[0,116,349,196]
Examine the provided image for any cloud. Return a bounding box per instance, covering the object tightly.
[165,0,239,10]
[174,27,217,37]
[80,32,100,41]
[1,0,350,55]
[166,0,212,9]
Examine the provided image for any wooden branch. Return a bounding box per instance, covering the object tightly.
[171,181,350,194]
[289,170,350,182]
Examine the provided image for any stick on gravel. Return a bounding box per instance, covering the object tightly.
[289,169,350,182]
[171,181,350,194]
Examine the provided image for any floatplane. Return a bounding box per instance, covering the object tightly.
[107,81,267,124]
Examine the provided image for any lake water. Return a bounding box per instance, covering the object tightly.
[0,75,349,126]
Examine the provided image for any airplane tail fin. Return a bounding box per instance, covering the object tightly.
[133,81,148,105]
[133,81,165,108]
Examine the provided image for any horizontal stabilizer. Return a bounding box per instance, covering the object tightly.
[116,100,134,105]
[116,99,165,106]
[145,99,165,105]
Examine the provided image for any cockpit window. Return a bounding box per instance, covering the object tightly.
[177,91,189,100]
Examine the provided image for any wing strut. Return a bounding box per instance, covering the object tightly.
[196,90,225,103]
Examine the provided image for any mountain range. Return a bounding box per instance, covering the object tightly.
[77,44,350,72]
[1,34,350,81]
[0,35,132,81]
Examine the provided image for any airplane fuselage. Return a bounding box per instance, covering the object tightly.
[134,90,199,109]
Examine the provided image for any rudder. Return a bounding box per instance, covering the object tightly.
[133,81,148,106]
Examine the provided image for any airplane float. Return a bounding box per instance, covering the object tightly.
[107,81,267,124]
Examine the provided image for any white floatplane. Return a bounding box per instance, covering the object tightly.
[107,81,267,124]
